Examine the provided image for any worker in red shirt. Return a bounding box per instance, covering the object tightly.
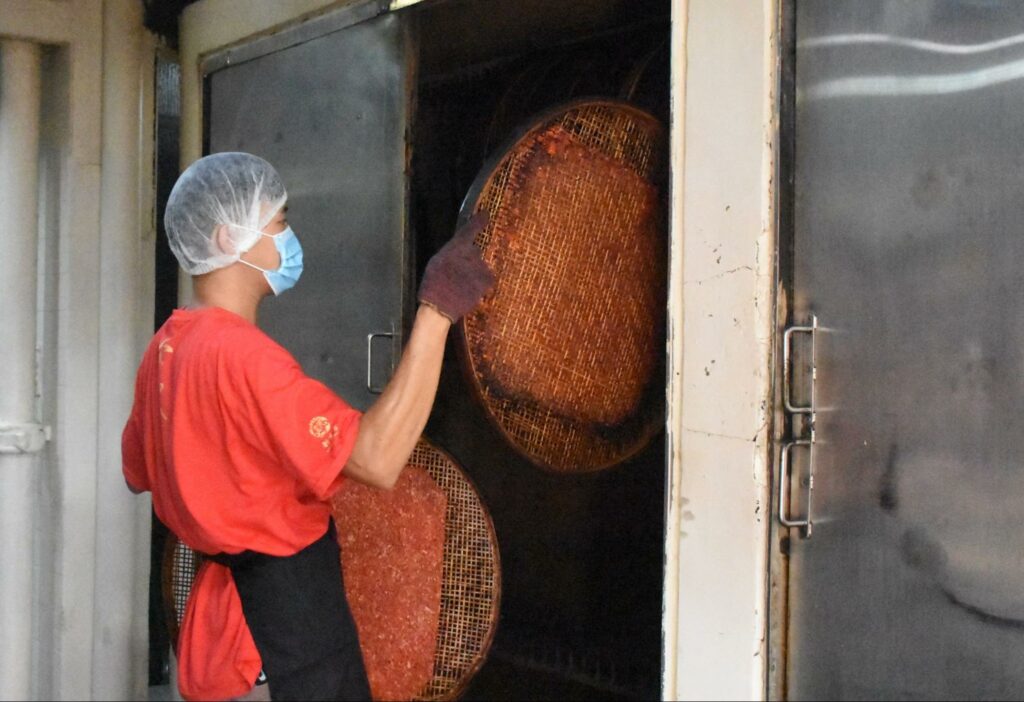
[122,152,493,701]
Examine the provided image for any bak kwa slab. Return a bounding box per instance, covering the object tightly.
[457,99,667,473]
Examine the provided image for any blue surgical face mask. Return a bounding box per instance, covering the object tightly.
[239,226,304,295]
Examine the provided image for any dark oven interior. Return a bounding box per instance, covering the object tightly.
[406,1,670,698]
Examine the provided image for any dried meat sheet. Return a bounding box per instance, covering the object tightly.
[472,125,661,427]
[332,467,447,701]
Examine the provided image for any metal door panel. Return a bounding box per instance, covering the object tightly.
[207,12,410,411]
[786,1,1024,698]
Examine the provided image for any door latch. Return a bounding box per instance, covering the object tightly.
[0,423,51,454]
[779,315,817,537]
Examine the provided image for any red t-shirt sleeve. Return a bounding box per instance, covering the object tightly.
[122,351,152,494]
[122,411,149,493]
[231,330,362,501]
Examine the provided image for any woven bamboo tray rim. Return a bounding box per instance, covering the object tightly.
[161,439,500,701]
[162,530,201,655]
[457,98,666,473]
[409,439,501,700]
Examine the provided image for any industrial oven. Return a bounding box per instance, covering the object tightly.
[160,0,671,698]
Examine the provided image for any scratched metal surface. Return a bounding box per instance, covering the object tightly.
[206,10,411,411]
[786,1,1024,699]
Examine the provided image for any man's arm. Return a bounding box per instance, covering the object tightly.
[343,305,450,489]
[343,213,493,490]
[123,418,150,493]
[122,362,153,495]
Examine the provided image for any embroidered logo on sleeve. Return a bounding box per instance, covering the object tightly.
[309,416,341,451]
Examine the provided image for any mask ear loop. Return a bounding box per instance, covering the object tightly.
[238,258,271,274]
[233,224,276,273]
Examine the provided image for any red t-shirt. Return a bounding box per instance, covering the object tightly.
[122,306,362,699]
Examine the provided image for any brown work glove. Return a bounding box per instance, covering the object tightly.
[418,212,495,323]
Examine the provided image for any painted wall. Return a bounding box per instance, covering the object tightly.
[0,1,156,698]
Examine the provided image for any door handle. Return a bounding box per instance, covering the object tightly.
[778,438,814,536]
[779,314,818,538]
[366,328,396,394]
[783,315,817,414]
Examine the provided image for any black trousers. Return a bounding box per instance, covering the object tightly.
[212,522,371,701]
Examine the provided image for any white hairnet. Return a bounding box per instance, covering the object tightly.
[164,152,288,275]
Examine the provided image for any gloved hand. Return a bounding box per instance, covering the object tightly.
[418,212,495,323]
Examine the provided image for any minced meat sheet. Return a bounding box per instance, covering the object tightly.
[332,466,447,700]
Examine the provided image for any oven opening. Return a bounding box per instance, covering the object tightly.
[408,1,670,698]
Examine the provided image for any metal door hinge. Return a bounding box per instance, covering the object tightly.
[779,315,817,537]
[0,423,51,454]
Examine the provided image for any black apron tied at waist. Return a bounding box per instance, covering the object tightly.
[207,521,371,701]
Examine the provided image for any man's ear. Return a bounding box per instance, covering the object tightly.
[214,224,235,255]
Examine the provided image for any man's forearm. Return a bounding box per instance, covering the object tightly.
[344,304,451,488]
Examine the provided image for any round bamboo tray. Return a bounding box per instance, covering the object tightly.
[161,439,500,700]
[458,99,667,472]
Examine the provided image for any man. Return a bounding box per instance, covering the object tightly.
[122,152,493,700]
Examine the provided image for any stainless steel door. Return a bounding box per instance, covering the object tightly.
[206,10,411,411]
[783,2,1024,699]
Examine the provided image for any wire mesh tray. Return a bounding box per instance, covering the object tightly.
[458,99,667,472]
[162,439,500,700]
